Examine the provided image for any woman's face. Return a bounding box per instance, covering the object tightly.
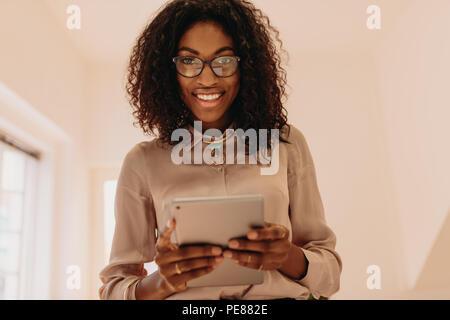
[176,21,240,131]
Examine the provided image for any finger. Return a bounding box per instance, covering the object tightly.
[156,219,177,251]
[171,265,219,289]
[235,259,280,270]
[168,256,224,277]
[247,224,289,241]
[234,260,261,270]
[161,219,176,241]
[157,245,223,265]
[228,239,290,253]
[223,250,262,265]
[224,250,286,270]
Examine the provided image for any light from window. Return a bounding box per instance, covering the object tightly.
[103,180,117,264]
[0,143,37,299]
[2,150,25,192]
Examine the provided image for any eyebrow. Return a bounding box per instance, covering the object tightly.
[177,46,235,56]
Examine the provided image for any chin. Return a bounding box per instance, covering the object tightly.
[192,112,226,125]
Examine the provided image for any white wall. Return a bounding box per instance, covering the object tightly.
[85,60,148,168]
[0,0,90,299]
[285,49,405,299]
[375,0,450,293]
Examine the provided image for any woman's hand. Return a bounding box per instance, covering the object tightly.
[223,222,291,271]
[154,219,224,295]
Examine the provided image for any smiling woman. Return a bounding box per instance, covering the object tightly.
[99,0,342,301]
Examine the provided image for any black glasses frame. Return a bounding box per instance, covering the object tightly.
[172,55,241,78]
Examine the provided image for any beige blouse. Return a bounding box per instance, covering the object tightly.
[98,122,342,300]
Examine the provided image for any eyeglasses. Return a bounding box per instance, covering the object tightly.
[172,55,240,78]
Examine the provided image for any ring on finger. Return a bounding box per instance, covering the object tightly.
[175,262,182,275]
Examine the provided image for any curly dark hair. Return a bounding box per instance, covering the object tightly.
[126,0,291,146]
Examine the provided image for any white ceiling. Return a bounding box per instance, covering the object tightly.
[42,0,413,64]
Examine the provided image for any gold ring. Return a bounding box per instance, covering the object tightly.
[175,262,182,275]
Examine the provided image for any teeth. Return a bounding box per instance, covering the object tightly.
[196,93,223,101]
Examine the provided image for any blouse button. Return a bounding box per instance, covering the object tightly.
[216,167,223,173]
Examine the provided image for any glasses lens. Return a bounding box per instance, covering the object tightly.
[174,56,239,77]
[175,57,203,77]
[211,56,238,77]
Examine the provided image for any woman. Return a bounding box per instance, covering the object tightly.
[99,0,342,300]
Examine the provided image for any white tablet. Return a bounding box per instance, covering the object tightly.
[170,194,265,288]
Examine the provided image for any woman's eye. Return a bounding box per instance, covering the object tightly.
[217,57,232,64]
[181,58,195,64]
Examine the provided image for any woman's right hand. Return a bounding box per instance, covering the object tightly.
[155,219,224,296]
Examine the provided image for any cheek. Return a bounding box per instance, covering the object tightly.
[177,77,191,98]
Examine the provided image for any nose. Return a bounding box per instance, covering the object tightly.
[197,63,218,86]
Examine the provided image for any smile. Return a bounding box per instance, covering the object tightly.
[192,92,225,107]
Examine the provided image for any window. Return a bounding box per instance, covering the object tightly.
[103,180,157,275]
[0,140,38,299]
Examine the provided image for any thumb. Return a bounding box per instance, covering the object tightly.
[156,219,177,251]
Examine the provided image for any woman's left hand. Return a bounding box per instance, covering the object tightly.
[223,222,291,271]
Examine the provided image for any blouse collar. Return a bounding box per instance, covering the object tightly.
[185,120,237,151]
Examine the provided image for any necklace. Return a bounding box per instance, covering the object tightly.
[197,121,235,166]
[202,134,228,165]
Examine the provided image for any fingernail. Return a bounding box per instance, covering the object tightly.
[229,240,239,248]
[212,247,222,255]
[247,231,257,239]
[223,251,232,258]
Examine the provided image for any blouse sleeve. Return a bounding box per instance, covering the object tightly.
[286,125,343,299]
[98,143,157,300]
